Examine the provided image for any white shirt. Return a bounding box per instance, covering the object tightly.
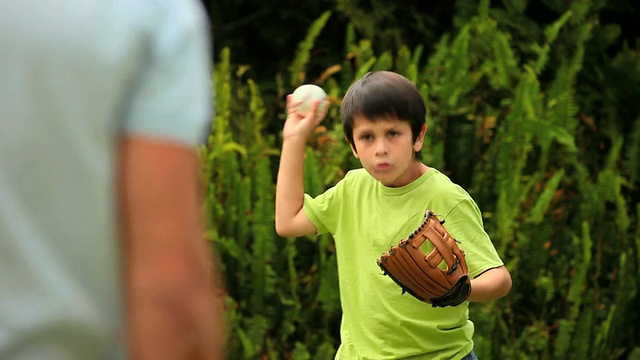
[0,1,212,358]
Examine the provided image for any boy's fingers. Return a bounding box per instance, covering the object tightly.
[305,101,318,121]
[318,100,329,119]
[286,94,303,111]
[309,100,328,124]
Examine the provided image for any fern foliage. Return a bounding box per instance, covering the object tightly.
[203,1,640,358]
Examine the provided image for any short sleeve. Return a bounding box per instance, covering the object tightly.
[303,193,333,235]
[443,199,504,278]
[303,177,347,235]
[123,0,212,146]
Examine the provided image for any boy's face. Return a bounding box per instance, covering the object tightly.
[348,116,427,187]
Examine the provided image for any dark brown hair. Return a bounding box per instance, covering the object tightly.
[340,71,427,159]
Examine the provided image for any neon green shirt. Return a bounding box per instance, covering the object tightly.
[303,167,504,360]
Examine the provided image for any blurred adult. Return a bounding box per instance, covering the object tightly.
[0,1,225,359]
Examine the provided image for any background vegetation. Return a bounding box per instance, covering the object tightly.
[200,0,640,358]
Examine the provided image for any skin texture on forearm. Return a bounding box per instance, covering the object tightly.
[467,266,512,302]
[275,136,307,236]
[274,96,327,237]
[119,137,225,360]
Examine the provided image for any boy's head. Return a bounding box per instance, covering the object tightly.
[341,71,427,160]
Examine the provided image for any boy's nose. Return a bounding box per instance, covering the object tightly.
[374,140,389,156]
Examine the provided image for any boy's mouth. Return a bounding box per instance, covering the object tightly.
[374,162,392,171]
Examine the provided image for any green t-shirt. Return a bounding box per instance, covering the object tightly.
[303,167,504,360]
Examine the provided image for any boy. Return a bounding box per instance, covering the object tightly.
[275,71,512,359]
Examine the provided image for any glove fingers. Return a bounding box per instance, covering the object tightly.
[381,248,442,300]
[381,262,427,302]
[450,246,469,275]
[377,210,472,307]
[396,245,449,296]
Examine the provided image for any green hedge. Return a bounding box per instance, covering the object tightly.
[202,1,639,358]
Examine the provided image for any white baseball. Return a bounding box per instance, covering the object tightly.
[291,84,328,115]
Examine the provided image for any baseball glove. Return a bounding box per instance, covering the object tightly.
[377,210,471,307]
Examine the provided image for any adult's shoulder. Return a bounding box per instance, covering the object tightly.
[144,0,209,33]
[120,0,212,147]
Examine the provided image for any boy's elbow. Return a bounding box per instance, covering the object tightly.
[275,220,293,237]
[468,266,512,302]
[275,219,310,238]
[498,268,513,298]
[275,212,315,238]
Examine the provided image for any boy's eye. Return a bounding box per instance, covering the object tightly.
[360,134,374,141]
[388,130,400,137]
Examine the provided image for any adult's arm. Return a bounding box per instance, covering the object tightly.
[119,137,225,360]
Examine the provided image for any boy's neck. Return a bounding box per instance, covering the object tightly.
[413,161,429,179]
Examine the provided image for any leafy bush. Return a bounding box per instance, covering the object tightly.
[202,1,640,358]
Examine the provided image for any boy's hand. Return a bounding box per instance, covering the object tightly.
[275,94,324,238]
[283,94,328,140]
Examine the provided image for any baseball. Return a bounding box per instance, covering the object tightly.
[291,84,328,115]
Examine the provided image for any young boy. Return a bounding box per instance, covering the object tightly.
[275,71,512,360]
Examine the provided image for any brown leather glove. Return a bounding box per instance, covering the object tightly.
[377,210,471,307]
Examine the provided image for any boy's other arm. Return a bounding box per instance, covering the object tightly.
[467,265,512,302]
[119,137,225,360]
[275,96,327,237]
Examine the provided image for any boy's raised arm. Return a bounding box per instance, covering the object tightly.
[275,96,327,237]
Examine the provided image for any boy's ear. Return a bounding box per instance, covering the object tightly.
[344,134,359,158]
[413,123,428,152]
